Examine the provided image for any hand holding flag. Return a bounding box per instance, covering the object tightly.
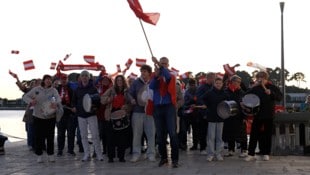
[9,70,18,79]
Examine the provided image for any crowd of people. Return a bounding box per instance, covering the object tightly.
[13,56,286,168]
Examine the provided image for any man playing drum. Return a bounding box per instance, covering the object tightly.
[243,71,282,161]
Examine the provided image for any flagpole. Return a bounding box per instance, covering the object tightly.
[139,19,154,57]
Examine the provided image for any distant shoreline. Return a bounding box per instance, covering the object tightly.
[0,107,26,110]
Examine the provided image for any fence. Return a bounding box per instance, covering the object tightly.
[272,112,310,155]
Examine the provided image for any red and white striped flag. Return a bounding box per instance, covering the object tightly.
[83,55,95,64]
[127,0,160,25]
[136,58,147,67]
[125,58,133,68]
[11,50,20,54]
[216,72,225,79]
[23,60,35,70]
[170,67,179,76]
[180,72,189,79]
[8,70,18,78]
[128,72,138,79]
[50,62,57,70]
[223,64,235,76]
[117,64,121,72]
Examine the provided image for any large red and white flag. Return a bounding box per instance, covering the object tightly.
[83,55,95,64]
[50,62,57,70]
[127,0,160,25]
[23,60,35,70]
[136,58,147,67]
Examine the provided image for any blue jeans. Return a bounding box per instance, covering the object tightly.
[131,112,156,158]
[26,122,34,148]
[207,122,224,157]
[153,104,178,162]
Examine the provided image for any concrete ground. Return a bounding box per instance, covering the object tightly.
[1,140,310,175]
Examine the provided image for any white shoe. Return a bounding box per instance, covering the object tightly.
[48,155,55,162]
[206,156,214,162]
[244,155,256,162]
[224,151,234,157]
[97,156,104,161]
[263,155,270,161]
[200,150,207,155]
[37,155,43,163]
[130,156,140,162]
[239,151,248,158]
[216,155,224,161]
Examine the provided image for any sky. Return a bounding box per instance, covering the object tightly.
[1,0,310,100]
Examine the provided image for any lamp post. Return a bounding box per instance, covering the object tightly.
[280,2,286,109]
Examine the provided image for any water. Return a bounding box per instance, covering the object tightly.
[0,110,26,142]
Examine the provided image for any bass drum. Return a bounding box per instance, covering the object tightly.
[242,94,260,115]
[217,100,239,119]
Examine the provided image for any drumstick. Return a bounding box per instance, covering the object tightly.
[259,80,271,95]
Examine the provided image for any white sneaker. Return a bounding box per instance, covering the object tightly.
[206,156,214,162]
[130,155,140,162]
[200,150,207,155]
[37,155,43,163]
[97,155,104,161]
[239,151,248,158]
[263,155,270,161]
[216,155,224,161]
[224,151,234,157]
[244,155,256,162]
[48,155,55,162]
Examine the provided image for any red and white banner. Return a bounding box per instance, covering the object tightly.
[56,60,104,71]
[50,62,57,70]
[136,58,147,67]
[23,60,35,70]
[127,0,160,25]
[11,50,20,54]
[83,55,95,64]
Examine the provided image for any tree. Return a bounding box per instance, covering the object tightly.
[288,72,306,87]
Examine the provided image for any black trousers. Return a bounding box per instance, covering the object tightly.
[248,117,273,156]
[34,117,56,155]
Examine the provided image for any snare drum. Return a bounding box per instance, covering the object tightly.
[83,93,100,112]
[242,94,260,115]
[42,101,56,117]
[110,110,130,130]
[217,100,239,119]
